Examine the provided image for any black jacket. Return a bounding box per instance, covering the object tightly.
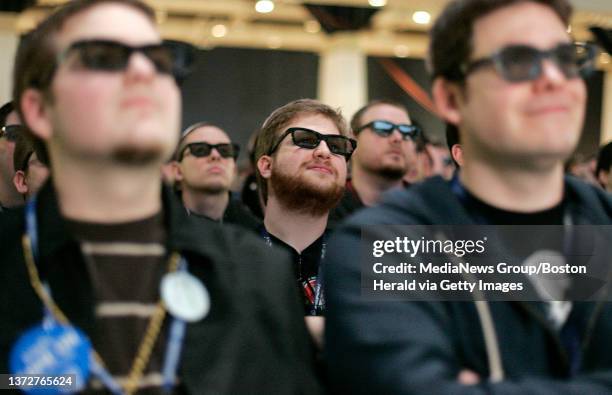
[0,182,322,394]
[325,176,612,394]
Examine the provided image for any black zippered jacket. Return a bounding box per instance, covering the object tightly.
[325,176,612,394]
[0,182,322,395]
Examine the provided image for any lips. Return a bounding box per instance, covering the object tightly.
[308,165,333,174]
[121,96,155,109]
[207,165,224,174]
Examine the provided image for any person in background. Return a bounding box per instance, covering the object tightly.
[174,121,260,231]
[12,129,50,200]
[254,98,355,347]
[331,99,419,224]
[0,101,24,209]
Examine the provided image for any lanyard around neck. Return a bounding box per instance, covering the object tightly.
[22,197,187,395]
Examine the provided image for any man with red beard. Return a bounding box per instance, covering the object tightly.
[255,99,356,345]
[330,100,420,223]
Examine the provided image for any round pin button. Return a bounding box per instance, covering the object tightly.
[161,271,210,322]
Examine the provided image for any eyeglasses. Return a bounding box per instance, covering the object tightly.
[461,42,596,83]
[356,120,421,141]
[57,39,197,83]
[179,142,240,161]
[0,124,22,141]
[268,127,357,160]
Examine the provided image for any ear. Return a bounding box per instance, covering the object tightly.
[172,161,184,182]
[21,88,53,140]
[432,77,463,126]
[451,144,464,167]
[13,170,29,195]
[257,155,273,179]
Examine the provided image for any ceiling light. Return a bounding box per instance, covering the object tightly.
[255,0,275,14]
[369,0,386,7]
[412,11,431,25]
[211,24,227,38]
[304,20,321,34]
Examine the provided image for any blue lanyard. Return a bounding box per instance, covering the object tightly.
[25,198,187,394]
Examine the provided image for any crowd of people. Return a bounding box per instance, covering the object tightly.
[1,0,612,394]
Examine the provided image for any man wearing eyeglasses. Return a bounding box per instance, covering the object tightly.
[330,99,419,224]
[325,0,612,393]
[0,101,24,210]
[173,122,260,231]
[0,1,321,394]
[254,99,355,346]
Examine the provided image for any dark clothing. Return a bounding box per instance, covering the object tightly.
[328,180,364,227]
[452,175,566,225]
[0,182,322,395]
[325,176,612,394]
[66,214,169,393]
[188,194,261,233]
[261,228,327,316]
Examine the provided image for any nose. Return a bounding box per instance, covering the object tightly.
[314,140,332,159]
[124,51,156,82]
[389,128,403,143]
[536,58,567,88]
[209,147,222,160]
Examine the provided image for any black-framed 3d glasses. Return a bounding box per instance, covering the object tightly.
[268,127,357,160]
[356,120,421,141]
[0,124,23,141]
[179,142,240,161]
[57,39,197,83]
[461,42,596,83]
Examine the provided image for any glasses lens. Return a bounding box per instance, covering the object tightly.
[397,124,419,140]
[325,135,354,157]
[189,143,212,158]
[292,129,320,149]
[370,120,394,137]
[498,45,540,82]
[143,44,175,75]
[215,144,239,158]
[554,43,584,79]
[1,125,22,141]
[76,41,128,71]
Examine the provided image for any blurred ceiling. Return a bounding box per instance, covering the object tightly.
[2,0,612,69]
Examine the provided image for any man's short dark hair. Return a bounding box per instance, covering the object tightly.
[0,101,14,128]
[596,141,612,179]
[428,0,572,82]
[254,98,349,202]
[13,130,49,173]
[350,99,409,136]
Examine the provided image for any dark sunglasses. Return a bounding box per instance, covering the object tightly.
[179,142,240,161]
[57,39,197,83]
[268,127,357,160]
[356,120,420,141]
[0,124,23,141]
[461,42,596,82]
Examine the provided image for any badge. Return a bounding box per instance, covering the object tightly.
[161,271,210,322]
[9,322,91,394]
